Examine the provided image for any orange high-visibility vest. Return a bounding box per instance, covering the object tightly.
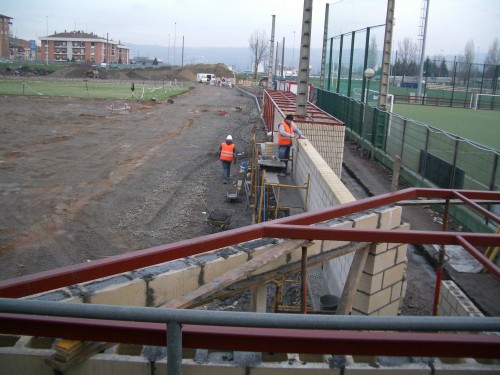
[277,120,294,145]
[220,143,235,161]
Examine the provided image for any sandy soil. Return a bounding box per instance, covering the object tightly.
[0,84,263,280]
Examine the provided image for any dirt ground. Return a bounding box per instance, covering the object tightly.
[0,82,456,317]
[0,84,264,280]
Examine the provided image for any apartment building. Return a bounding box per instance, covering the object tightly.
[0,14,13,59]
[39,30,130,64]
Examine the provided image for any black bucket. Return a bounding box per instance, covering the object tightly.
[320,294,339,312]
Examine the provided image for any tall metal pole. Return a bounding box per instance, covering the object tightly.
[174,22,177,66]
[281,36,285,78]
[267,15,276,89]
[295,0,313,117]
[45,16,48,65]
[320,3,329,89]
[417,0,430,98]
[182,36,184,67]
[378,0,395,111]
[275,41,279,78]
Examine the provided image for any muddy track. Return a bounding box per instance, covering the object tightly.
[0,85,263,279]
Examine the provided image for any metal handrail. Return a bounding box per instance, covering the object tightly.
[1,298,500,374]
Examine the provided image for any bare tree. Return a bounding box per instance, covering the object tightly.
[368,35,378,70]
[464,39,475,66]
[484,37,499,65]
[395,38,418,76]
[397,37,418,64]
[249,30,269,80]
[457,39,476,84]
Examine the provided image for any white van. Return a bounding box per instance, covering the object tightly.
[196,73,215,83]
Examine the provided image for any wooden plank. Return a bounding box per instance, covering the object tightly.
[161,239,310,309]
[336,244,370,315]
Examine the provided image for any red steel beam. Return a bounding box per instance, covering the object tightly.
[1,188,498,297]
[263,225,500,247]
[1,314,498,359]
[0,224,266,298]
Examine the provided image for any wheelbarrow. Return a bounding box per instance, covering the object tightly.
[206,208,234,231]
[202,198,235,232]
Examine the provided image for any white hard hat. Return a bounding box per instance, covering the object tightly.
[226,135,233,140]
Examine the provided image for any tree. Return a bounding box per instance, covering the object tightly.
[464,39,475,66]
[249,30,269,80]
[484,38,500,82]
[398,38,418,64]
[395,38,418,76]
[458,39,475,84]
[484,38,499,65]
[367,35,378,70]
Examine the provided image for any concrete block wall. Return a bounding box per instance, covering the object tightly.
[2,341,498,375]
[293,138,407,316]
[438,280,484,317]
[294,138,356,211]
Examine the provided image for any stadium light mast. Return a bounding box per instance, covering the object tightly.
[416,0,430,98]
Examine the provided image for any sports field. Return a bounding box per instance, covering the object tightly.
[0,79,189,101]
[393,104,500,151]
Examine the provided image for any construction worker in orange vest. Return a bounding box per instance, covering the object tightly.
[277,114,305,176]
[220,135,236,184]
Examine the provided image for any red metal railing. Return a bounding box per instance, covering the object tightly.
[0,187,499,359]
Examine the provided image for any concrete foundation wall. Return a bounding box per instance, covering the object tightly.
[439,280,485,317]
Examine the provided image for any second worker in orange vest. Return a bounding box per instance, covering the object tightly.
[277,114,305,176]
[220,135,237,184]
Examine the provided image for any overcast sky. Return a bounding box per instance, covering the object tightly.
[3,0,499,58]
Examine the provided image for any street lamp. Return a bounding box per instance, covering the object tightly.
[363,68,375,139]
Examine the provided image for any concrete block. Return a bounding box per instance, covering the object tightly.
[69,355,150,375]
[391,281,403,302]
[149,265,201,306]
[353,287,392,315]
[387,222,411,248]
[88,278,147,306]
[203,251,248,283]
[369,242,388,255]
[358,272,383,295]
[306,240,322,257]
[364,248,397,275]
[344,362,431,374]
[395,244,408,264]
[352,213,379,229]
[322,221,353,251]
[0,350,55,375]
[382,263,406,289]
[377,205,403,229]
[432,357,500,374]
[253,365,336,374]
[377,300,401,316]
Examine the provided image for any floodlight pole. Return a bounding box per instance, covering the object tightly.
[417,0,430,99]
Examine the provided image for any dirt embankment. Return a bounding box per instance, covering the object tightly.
[1,63,235,83]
